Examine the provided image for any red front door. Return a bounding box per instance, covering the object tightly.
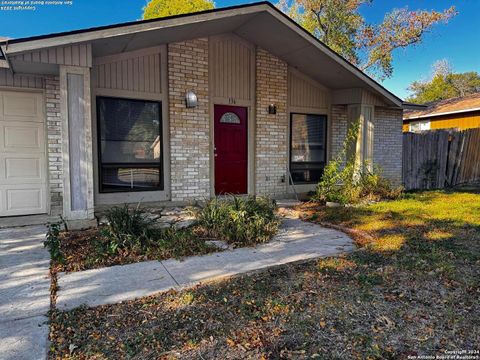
[214,105,248,195]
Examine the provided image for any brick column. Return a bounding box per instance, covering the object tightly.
[330,105,348,161]
[45,76,63,215]
[255,48,288,196]
[373,107,403,184]
[168,38,210,201]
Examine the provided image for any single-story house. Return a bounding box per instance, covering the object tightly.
[404,93,480,132]
[0,2,410,225]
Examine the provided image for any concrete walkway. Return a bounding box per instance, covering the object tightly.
[0,225,50,360]
[57,218,353,311]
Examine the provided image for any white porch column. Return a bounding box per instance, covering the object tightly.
[60,65,94,221]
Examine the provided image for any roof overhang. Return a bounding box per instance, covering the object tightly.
[0,44,10,69]
[1,2,403,107]
[402,102,427,111]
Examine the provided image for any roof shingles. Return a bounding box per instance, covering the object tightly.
[404,93,480,120]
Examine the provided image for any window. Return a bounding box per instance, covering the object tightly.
[290,113,327,184]
[220,112,241,124]
[97,97,163,192]
[409,120,431,132]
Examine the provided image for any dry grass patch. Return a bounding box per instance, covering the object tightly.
[49,190,480,359]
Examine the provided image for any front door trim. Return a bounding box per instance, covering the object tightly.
[213,104,248,195]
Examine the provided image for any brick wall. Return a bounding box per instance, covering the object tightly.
[255,48,288,196]
[330,105,348,161]
[373,107,403,184]
[168,38,210,201]
[329,105,403,184]
[45,76,63,215]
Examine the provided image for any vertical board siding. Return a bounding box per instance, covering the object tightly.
[210,35,253,102]
[0,68,44,89]
[402,128,480,190]
[288,69,329,109]
[362,90,387,107]
[92,48,163,96]
[11,43,92,67]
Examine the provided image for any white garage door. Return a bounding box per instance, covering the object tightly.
[0,90,47,216]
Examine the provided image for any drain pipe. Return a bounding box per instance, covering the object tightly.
[287,170,299,201]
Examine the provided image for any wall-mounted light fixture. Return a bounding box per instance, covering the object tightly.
[268,104,277,114]
[185,90,198,108]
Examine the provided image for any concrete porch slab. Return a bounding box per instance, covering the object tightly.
[0,215,60,229]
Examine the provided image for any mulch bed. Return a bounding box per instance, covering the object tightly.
[53,227,220,273]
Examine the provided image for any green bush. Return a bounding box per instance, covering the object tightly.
[151,227,216,259]
[315,121,402,205]
[102,204,155,250]
[195,196,279,246]
[44,221,65,264]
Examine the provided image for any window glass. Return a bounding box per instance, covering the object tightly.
[220,112,241,124]
[290,114,327,184]
[101,167,161,192]
[409,120,431,132]
[97,97,162,192]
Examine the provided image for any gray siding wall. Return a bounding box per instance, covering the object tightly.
[92,46,164,98]
[0,68,44,89]
[11,44,92,67]
[209,34,255,105]
[288,68,330,111]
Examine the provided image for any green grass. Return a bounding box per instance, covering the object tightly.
[49,190,480,359]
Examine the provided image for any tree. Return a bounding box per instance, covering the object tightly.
[143,0,214,20]
[278,0,457,80]
[407,60,480,104]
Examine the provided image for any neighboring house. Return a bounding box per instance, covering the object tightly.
[0,2,410,225]
[404,93,480,132]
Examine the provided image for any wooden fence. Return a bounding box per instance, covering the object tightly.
[402,128,480,190]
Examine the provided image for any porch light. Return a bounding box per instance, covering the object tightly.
[185,90,198,108]
[268,104,277,114]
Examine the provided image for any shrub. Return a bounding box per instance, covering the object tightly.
[195,196,279,246]
[151,227,216,259]
[314,121,403,205]
[44,221,65,264]
[102,204,155,250]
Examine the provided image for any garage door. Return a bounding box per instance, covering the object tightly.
[0,90,47,216]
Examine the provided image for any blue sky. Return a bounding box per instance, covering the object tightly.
[1,0,478,99]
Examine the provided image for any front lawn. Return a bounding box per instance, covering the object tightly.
[49,190,480,358]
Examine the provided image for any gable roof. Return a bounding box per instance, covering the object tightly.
[0,2,403,107]
[404,93,480,120]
